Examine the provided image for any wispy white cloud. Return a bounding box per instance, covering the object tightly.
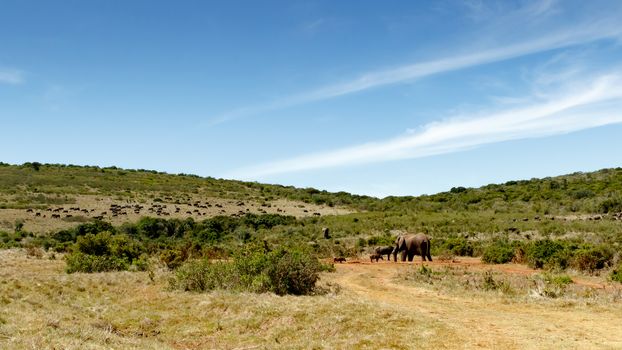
[209,19,622,125]
[0,68,25,85]
[227,73,622,179]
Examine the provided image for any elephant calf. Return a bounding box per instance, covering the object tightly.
[370,253,384,262]
[374,246,394,261]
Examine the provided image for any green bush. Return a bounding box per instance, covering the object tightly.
[481,240,515,264]
[366,235,394,246]
[571,245,614,273]
[170,259,238,292]
[64,232,147,273]
[160,249,187,269]
[170,244,322,295]
[525,239,567,269]
[598,197,622,213]
[65,252,129,273]
[610,263,622,283]
[436,237,476,257]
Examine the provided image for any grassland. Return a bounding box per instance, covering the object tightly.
[2,249,621,349]
[1,162,622,349]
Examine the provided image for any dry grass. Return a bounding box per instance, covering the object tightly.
[2,250,622,349]
[0,249,447,349]
[0,194,353,234]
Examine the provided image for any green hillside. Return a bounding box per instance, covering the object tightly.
[0,162,375,210]
[1,162,621,275]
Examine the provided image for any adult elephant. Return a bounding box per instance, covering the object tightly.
[392,234,432,262]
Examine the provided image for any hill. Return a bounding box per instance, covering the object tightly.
[1,162,622,244]
[2,162,622,349]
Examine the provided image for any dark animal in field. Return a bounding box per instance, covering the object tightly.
[374,246,394,260]
[370,253,384,262]
[333,257,346,263]
[322,227,331,239]
[393,234,432,262]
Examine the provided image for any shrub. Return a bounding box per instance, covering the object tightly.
[263,249,321,295]
[170,244,322,295]
[64,232,147,273]
[481,240,515,264]
[366,235,394,246]
[598,197,622,213]
[170,259,238,292]
[437,237,475,257]
[610,263,622,283]
[571,245,614,273]
[525,240,567,269]
[160,249,186,269]
[65,252,129,273]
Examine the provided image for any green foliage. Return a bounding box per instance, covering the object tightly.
[525,240,567,269]
[51,220,115,245]
[64,232,147,273]
[170,244,322,295]
[366,235,394,246]
[610,263,622,283]
[14,220,24,232]
[481,240,516,264]
[571,245,614,272]
[598,197,622,213]
[435,237,476,257]
[65,252,130,273]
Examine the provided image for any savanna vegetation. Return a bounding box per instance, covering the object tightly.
[1,162,622,281]
[2,162,622,348]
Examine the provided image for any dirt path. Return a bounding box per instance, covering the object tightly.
[330,260,622,349]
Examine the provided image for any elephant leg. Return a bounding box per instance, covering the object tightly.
[400,251,407,262]
[424,242,432,261]
[407,252,415,261]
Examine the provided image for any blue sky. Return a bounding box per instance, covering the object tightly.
[2,0,622,197]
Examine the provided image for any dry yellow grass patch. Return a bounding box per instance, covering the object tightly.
[3,250,622,349]
[0,249,448,349]
[0,194,354,234]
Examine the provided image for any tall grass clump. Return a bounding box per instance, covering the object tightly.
[170,243,323,295]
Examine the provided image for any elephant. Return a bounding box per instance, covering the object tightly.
[392,234,432,262]
[374,246,394,260]
[333,257,346,263]
[370,253,384,262]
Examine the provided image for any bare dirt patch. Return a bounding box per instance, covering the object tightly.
[326,259,622,349]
